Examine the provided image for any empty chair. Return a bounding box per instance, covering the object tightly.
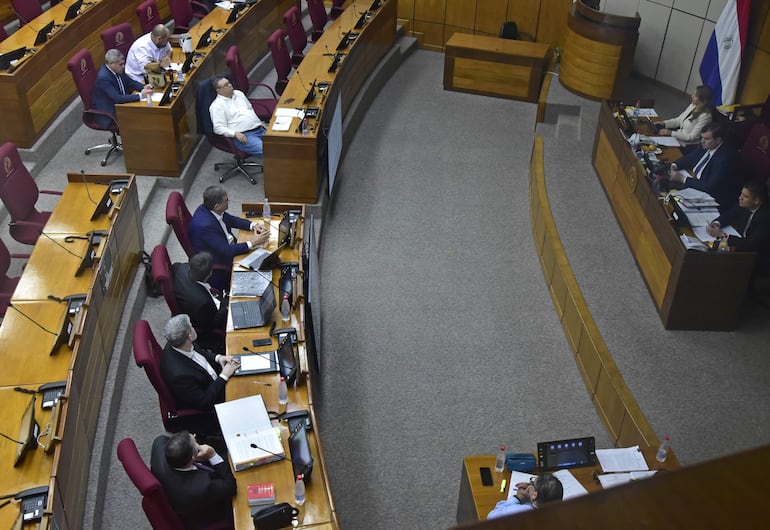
[151,245,181,316]
[330,0,345,20]
[165,192,195,258]
[67,48,123,166]
[267,29,292,96]
[225,45,278,121]
[100,22,135,57]
[283,6,307,66]
[168,0,210,33]
[0,142,62,245]
[499,21,535,41]
[10,0,42,26]
[1,239,29,318]
[136,0,162,34]
[306,0,328,42]
[195,75,261,184]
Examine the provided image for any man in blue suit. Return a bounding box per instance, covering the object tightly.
[668,121,742,211]
[188,185,269,290]
[92,49,153,128]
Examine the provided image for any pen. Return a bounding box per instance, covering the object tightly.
[500,479,507,493]
[253,381,272,386]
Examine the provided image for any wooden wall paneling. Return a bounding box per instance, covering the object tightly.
[536,0,571,47]
[549,253,568,317]
[561,290,583,351]
[575,326,602,395]
[414,0,444,24]
[474,0,507,36]
[396,0,414,20]
[412,19,444,49]
[443,25,470,45]
[594,364,626,443]
[507,0,540,38]
[445,0,473,29]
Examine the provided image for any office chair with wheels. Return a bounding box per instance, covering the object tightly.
[151,245,181,316]
[283,6,307,66]
[225,45,278,121]
[499,21,535,41]
[330,0,345,20]
[168,0,210,33]
[0,142,62,245]
[306,0,328,42]
[67,48,123,166]
[267,29,292,96]
[165,192,195,258]
[195,75,261,184]
[100,22,135,57]
[0,239,29,318]
[10,0,42,26]
[136,0,162,34]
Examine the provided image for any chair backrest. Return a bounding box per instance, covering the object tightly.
[66,48,97,111]
[0,238,19,317]
[136,0,161,34]
[283,6,306,63]
[306,0,327,41]
[0,142,41,225]
[151,245,181,316]
[11,0,42,26]
[165,192,195,258]
[499,21,519,39]
[741,123,770,183]
[225,45,249,94]
[267,29,291,95]
[117,437,186,530]
[101,22,135,57]
[132,319,181,430]
[168,0,195,30]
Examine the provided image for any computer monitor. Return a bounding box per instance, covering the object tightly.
[288,421,313,482]
[303,79,317,104]
[91,179,128,220]
[14,396,39,467]
[336,33,350,51]
[51,310,73,355]
[226,2,247,23]
[278,212,292,247]
[158,82,178,106]
[354,12,367,29]
[0,47,27,70]
[537,436,596,471]
[74,230,106,277]
[64,0,83,21]
[181,52,195,73]
[276,333,297,384]
[34,20,56,46]
[196,26,213,50]
[368,0,381,10]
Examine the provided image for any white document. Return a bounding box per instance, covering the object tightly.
[271,116,293,132]
[685,211,720,227]
[150,92,164,102]
[505,471,537,501]
[274,107,304,118]
[215,1,235,9]
[595,446,649,473]
[680,233,710,251]
[691,225,740,243]
[597,470,658,489]
[551,469,589,500]
[651,136,681,147]
[670,188,715,201]
[215,395,284,471]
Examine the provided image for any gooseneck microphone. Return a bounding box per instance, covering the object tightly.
[293,68,308,90]
[6,303,58,336]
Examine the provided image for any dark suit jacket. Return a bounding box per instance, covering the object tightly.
[91,64,144,127]
[150,435,236,530]
[675,142,742,211]
[172,262,227,351]
[188,205,253,290]
[160,343,226,412]
[716,202,770,274]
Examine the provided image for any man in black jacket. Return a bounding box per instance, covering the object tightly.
[173,252,227,353]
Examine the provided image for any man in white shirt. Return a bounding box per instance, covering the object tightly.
[125,24,172,83]
[487,474,563,519]
[209,75,266,157]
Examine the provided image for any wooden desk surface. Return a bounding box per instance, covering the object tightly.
[44,183,113,234]
[445,32,550,58]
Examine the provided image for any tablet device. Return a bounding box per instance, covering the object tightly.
[233,350,278,376]
[537,436,596,471]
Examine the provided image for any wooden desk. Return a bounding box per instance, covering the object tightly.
[262,0,397,203]
[225,204,338,529]
[44,182,115,234]
[457,449,679,523]
[593,100,756,330]
[0,0,154,147]
[443,33,550,103]
[116,0,296,176]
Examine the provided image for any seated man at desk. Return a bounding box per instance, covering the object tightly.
[160,314,239,435]
[188,185,269,290]
[173,252,227,353]
[125,24,172,83]
[209,75,267,157]
[151,431,236,530]
[92,49,153,127]
[707,180,770,277]
[487,474,563,519]
[667,121,742,210]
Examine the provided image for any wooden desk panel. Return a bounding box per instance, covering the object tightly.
[11,236,94,301]
[44,182,113,234]
[443,33,550,102]
[262,0,397,203]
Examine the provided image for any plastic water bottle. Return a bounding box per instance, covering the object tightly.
[145,93,153,106]
[262,197,271,224]
[277,376,288,405]
[495,445,506,473]
[656,435,670,463]
[281,295,291,322]
[294,474,305,505]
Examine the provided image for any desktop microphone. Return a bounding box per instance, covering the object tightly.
[39,231,82,259]
[324,45,334,56]
[247,441,312,477]
[6,303,59,337]
[242,344,297,382]
[294,68,308,90]
[80,169,97,205]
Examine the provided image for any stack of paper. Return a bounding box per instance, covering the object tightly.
[595,446,649,472]
[215,395,284,471]
[597,470,658,489]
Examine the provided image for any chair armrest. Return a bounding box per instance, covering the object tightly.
[83,108,120,129]
[249,82,278,99]
[40,190,63,196]
[8,220,45,229]
[9,253,31,259]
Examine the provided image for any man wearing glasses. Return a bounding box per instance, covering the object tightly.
[209,75,267,157]
[487,474,564,519]
[92,49,153,128]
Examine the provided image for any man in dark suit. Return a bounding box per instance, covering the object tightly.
[707,179,770,276]
[91,49,153,128]
[173,252,227,353]
[188,185,269,290]
[150,431,236,530]
[668,121,742,211]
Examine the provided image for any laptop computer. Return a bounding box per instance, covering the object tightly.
[231,285,276,329]
[238,244,286,271]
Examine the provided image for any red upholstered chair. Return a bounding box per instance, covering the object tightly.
[267,29,292,96]
[225,45,278,121]
[330,0,345,20]
[0,239,29,318]
[306,0,328,42]
[136,0,162,34]
[10,0,42,26]
[165,192,195,258]
[0,142,62,245]
[283,6,307,66]
[168,0,210,33]
[67,48,123,166]
[116,437,186,530]
[100,22,135,57]
[741,123,770,183]
[151,245,181,316]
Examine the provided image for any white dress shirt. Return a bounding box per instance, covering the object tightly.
[209,90,263,138]
[125,32,172,82]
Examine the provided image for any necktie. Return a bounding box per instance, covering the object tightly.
[693,152,710,178]
[115,73,125,95]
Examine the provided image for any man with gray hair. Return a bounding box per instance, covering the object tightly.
[487,473,564,519]
[125,24,172,83]
[92,49,153,128]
